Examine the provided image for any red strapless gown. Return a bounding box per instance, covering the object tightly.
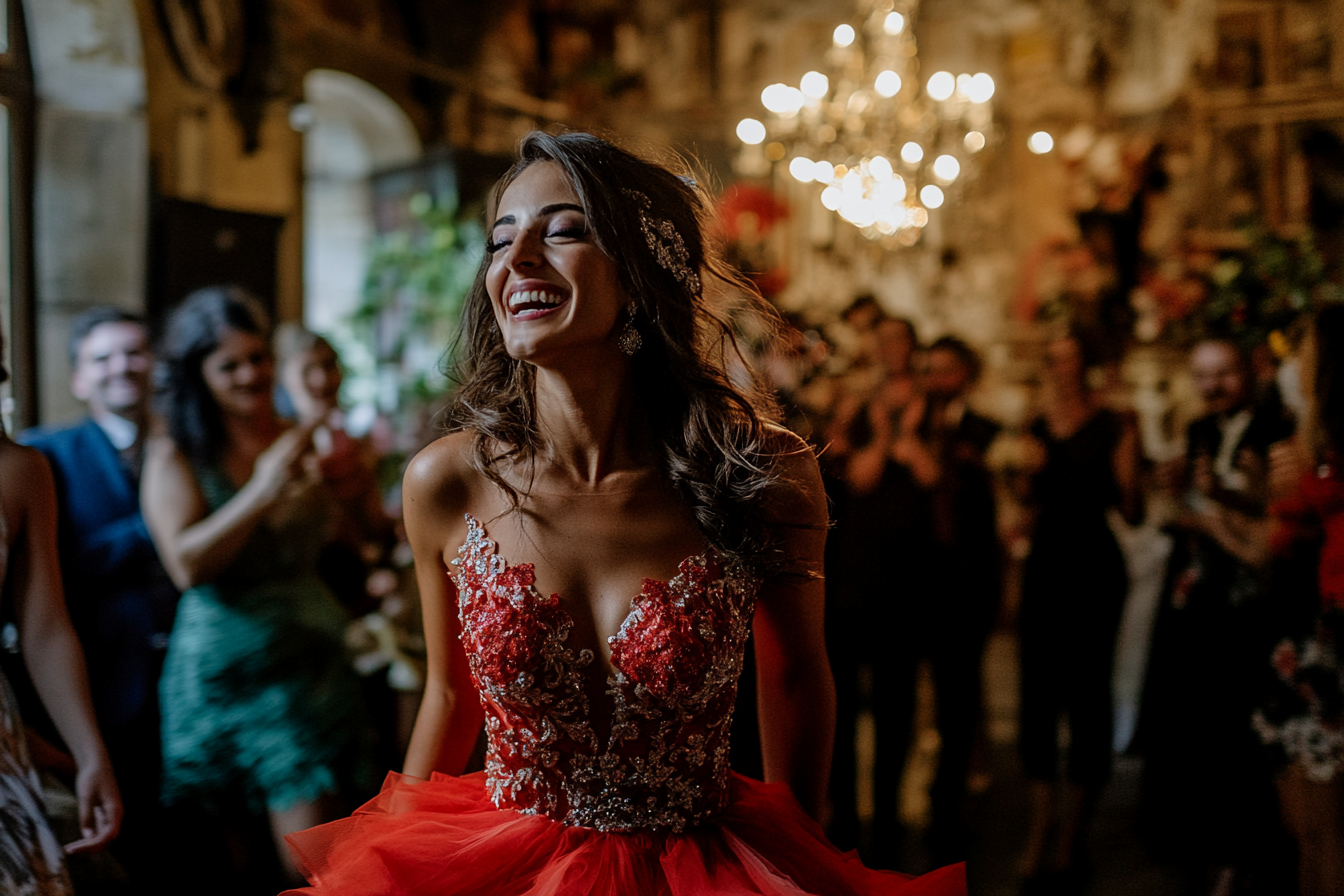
[283,516,966,895]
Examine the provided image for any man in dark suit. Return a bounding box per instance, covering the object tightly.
[882,335,1001,866]
[21,307,178,881]
[1139,338,1295,890]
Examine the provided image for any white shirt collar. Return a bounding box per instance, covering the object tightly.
[93,413,139,451]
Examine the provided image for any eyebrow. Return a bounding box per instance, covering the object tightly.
[490,202,586,233]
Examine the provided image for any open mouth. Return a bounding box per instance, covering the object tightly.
[507,289,569,321]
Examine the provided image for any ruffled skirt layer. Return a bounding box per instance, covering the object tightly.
[283,771,965,896]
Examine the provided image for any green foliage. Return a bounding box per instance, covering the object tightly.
[353,192,484,407]
[1191,221,1344,347]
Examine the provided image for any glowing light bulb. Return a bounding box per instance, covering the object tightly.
[920,184,945,208]
[884,11,905,34]
[932,154,960,184]
[813,160,836,183]
[820,186,843,210]
[964,131,986,153]
[736,118,766,145]
[969,73,995,103]
[1028,131,1054,154]
[875,70,902,98]
[956,73,974,98]
[900,142,924,164]
[926,71,955,101]
[761,83,804,115]
[789,157,816,182]
[833,24,856,47]
[869,155,893,181]
[800,71,829,99]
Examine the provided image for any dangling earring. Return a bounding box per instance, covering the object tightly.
[618,304,642,356]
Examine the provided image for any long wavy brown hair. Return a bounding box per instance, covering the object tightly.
[446,131,789,571]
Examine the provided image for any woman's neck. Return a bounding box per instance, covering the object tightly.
[221,409,282,457]
[533,363,639,487]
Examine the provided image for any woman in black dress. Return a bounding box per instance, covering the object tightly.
[1018,334,1142,889]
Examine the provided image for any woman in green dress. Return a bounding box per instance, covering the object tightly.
[142,287,369,885]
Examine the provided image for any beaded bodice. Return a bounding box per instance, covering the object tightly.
[451,515,760,833]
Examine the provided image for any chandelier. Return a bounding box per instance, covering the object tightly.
[736,0,994,245]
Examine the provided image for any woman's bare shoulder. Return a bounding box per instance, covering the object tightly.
[403,430,479,520]
[761,425,827,526]
[0,438,55,495]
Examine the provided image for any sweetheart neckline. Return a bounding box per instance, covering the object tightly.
[453,513,721,650]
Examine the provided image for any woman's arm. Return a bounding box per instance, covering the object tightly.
[401,438,485,779]
[753,433,835,819]
[141,423,318,590]
[7,447,121,853]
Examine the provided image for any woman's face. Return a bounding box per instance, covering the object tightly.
[485,161,628,365]
[282,342,341,421]
[201,328,274,419]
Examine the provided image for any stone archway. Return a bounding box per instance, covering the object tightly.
[300,68,419,419]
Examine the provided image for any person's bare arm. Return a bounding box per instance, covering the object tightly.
[401,436,485,779]
[753,431,835,819]
[141,422,318,590]
[6,446,121,853]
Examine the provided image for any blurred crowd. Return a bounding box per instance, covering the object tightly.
[757,295,1342,896]
[1,285,1343,896]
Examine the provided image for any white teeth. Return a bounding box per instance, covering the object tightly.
[509,289,564,310]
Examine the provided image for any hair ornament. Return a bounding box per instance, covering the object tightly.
[623,189,702,296]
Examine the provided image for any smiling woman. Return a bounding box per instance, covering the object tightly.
[281,132,967,896]
[140,287,373,887]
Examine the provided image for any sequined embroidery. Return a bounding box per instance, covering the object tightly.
[450,514,759,832]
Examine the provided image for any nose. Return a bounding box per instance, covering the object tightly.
[503,229,544,272]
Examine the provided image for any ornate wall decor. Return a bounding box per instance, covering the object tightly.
[155,0,246,91]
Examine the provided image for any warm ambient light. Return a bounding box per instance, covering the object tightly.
[761,83,805,115]
[926,71,955,101]
[969,73,995,103]
[932,154,961,184]
[789,157,815,182]
[736,118,766,145]
[800,71,829,100]
[833,24,856,47]
[1028,131,1054,154]
[875,70,902,98]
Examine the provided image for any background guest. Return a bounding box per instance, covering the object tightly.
[141,287,371,888]
[1138,337,1293,892]
[1016,332,1143,892]
[883,335,1001,866]
[823,313,930,861]
[274,324,391,614]
[1253,305,1344,896]
[19,307,177,885]
[0,324,122,894]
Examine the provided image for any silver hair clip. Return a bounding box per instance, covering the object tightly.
[623,189,702,296]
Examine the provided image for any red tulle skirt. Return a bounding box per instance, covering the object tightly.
[283,771,966,896]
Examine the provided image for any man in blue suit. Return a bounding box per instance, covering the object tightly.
[21,306,178,881]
